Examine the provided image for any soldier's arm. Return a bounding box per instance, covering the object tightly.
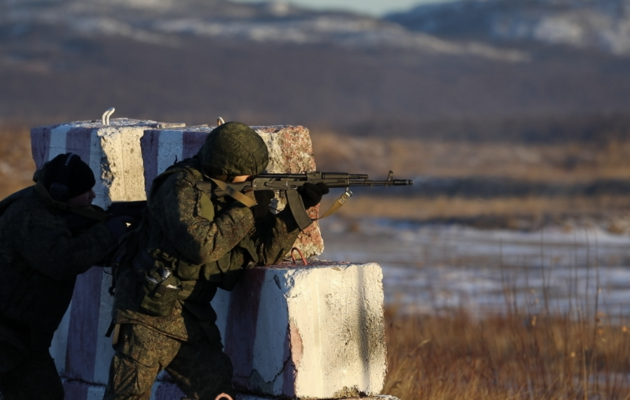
[5,200,116,281]
[151,172,255,266]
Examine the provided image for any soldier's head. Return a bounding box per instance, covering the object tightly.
[198,121,269,182]
[39,153,96,206]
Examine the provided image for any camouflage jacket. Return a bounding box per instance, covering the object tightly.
[0,185,116,352]
[112,158,301,341]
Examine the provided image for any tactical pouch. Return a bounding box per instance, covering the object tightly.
[137,265,182,317]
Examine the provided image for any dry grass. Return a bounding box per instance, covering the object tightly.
[312,130,630,398]
[0,125,36,198]
[384,306,630,400]
[312,131,630,224]
[320,195,630,220]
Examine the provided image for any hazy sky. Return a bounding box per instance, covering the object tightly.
[231,0,458,16]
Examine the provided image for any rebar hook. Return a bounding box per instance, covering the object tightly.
[291,247,308,265]
[102,107,115,125]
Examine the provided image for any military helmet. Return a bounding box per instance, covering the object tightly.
[198,122,269,179]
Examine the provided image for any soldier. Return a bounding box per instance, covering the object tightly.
[103,122,328,400]
[0,153,132,400]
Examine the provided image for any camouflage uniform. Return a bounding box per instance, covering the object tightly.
[103,123,302,400]
[0,184,116,400]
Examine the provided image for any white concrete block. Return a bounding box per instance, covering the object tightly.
[212,262,387,399]
[234,395,400,400]
[31,118,185,206]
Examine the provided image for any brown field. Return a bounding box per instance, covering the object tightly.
[311,131,630,225]
[311,131,630,183]
[383,304,630,400]
[320,194,630,220]
[0,126,36,197]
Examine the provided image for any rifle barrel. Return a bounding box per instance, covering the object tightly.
[348,179,413,186]
[254,172,413,188]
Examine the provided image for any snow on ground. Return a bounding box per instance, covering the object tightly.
[318,217,630,319]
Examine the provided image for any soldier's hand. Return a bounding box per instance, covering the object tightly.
[297,182,329,209]
[251,190,275,219]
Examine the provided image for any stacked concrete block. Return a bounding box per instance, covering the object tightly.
[139,124,324,258]
[30,117,185,397]
[29,119,393,400]
[213,262,387,399]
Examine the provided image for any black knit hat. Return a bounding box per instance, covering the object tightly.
[40,153,96,201]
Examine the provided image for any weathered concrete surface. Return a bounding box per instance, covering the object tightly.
[64,385,401,400]
[236,395,400,400]
[31,118,185,206]
[212,262,387,399]
[139,124,324,258]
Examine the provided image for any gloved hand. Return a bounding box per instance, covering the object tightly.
[297,182,329,209]
[104,215,134,241]
[251,190,275,219]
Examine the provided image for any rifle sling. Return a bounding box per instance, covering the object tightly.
[209,178,257,208]
[317,190,353,220]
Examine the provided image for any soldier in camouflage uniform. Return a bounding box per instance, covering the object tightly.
[103,122,328,400]
[0,153,131,400]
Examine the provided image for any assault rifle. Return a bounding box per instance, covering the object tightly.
[196,170,413,230]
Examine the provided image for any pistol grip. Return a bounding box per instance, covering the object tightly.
[286,189,313,231]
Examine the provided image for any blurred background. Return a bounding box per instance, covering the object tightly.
[2,0,630,315]
[2,0,630,226]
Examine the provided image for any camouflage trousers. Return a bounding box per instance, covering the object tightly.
[0,341,64,400]
[103,322,235,400]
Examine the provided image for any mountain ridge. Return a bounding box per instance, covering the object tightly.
[386,0,630,56]
[1,0,630,142]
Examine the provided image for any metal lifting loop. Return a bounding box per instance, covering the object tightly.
[291,247,308,266]
[102,107,115,125]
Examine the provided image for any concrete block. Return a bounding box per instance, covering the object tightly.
[71,383,403,400]
[31,117,185,206]
[212,262,387,399]
[139,124,324,258]
[234,395,400,400]
[29,118,184,386]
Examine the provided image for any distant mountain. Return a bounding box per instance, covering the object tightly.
[1,0,630,142]
[386,0,630,57]
[0,0,526,61]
